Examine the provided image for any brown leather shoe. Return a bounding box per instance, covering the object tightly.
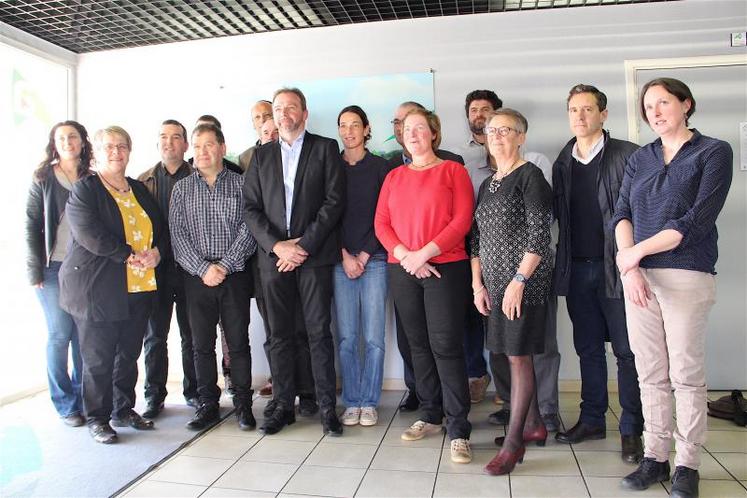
[621,435,644,464]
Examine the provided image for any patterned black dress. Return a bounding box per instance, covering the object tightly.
[471,162,553,355]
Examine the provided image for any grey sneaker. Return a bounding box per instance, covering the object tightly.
[341,407,361,426]
[450,438,472,463]
[401,420,442,441]
[359,407,378,426]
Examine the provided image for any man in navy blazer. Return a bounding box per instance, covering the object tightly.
[244,87,345,436]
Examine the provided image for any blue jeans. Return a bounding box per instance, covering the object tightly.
[333,257,387,408]
[35,261,83,417]
[566,260,643,435]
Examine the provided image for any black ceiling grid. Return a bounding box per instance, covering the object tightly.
[0,0,680,54]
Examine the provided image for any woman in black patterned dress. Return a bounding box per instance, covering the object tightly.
[470,109,553,475]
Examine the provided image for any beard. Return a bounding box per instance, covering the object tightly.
[469,119,486,135]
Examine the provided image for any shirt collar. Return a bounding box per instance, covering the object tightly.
[571,132,605,164]
[280,130,306,150]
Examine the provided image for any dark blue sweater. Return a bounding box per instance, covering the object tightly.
[611,130,732,274]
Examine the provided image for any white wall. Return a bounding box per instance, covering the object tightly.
[74,0,747,388]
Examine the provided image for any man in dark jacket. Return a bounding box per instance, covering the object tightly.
[552,84,644,464]
[138,119,198,418]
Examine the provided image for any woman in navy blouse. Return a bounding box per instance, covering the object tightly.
[613,78,732,498]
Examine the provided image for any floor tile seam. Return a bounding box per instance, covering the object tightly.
[275,424,329,496]
[194,429,272,494]
[567,436,593,498]
[702,446,746,485]
[430,432,447,497]
[352,390,407,497]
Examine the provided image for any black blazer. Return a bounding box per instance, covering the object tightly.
[59,175,166,321]
[243,131,346,270]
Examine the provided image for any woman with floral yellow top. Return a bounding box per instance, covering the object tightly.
[59,126,166,444]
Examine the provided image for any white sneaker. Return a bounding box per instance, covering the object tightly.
[401,420,442,441]
[359,407,378,426]
[341,407,361,426]
[450,438,472,463]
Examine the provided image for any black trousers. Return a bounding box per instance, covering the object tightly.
[394,308,417,393]
[183,270,253,406]
[388,261,472,440]
[76,291,154,424]
[143,262,197,403]
[261,265,336,411]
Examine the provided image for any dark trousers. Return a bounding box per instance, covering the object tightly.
[464,298,488,378]
[76,291,154,424]
[253,256,313,396]
[490,295,560,415]
[389,261,472,440]
[183,270,253,406]
[566,260,643,435]
[143,262,197,403]
[394,309,417,393]
[261,265,336,411]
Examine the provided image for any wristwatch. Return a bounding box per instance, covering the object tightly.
[513,272,528,284]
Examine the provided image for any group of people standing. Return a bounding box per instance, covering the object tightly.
[26,77,732,498]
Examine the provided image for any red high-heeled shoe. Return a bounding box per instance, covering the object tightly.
[494,425,548,447]
[484,446,526,476]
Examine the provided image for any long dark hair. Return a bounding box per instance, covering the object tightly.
[34,120,93,182]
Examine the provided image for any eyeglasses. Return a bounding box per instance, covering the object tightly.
[390,119,403,127]
[483,126,521,137]
[102,144,130,153]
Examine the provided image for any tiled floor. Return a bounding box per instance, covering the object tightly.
[121,391,747,497]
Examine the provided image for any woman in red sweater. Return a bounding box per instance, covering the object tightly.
[374,108,474,464]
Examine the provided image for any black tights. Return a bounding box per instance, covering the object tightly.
[503,355,543,452]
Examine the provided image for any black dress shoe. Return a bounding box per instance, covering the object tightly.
[259,405,295,435]
[555,421,605,444]
[62,413,86,427]
[670,466,699,498]
[298,396,319,417]
[186,403,220,431]
[322,409,343,436]
[142,401,164,419]
[399,391,420,412]
[621,457,671,490]
[236,405,256,431]
[487,408,511,426]
[621,435,644,464]
[89,421,118,444]
[185,397,200,409]
[111,410,155,430]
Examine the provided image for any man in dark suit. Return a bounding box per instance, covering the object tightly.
[244,87,345,436]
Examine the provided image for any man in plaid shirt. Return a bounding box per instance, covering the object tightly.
[170,123,257,431]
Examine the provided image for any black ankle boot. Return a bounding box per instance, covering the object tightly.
[670,466,699,498]
[621,457,670,490]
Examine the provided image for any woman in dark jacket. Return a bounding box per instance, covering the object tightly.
[26,120,92,427]
[60,125,166,444]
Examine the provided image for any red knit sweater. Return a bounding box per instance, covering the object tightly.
[374,160,474,264]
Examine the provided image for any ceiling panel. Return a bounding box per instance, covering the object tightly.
[0,0,680,53]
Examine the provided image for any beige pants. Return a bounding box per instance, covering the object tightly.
[624,268,715,470]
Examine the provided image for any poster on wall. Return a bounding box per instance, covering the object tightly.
[225,71,434,162]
